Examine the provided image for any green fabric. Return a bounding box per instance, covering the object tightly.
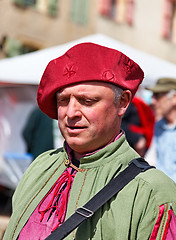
[22,107,54,159]
[71,0,89,25]
[3,135,176,239]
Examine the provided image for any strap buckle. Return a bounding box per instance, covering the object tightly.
[75,206,94,218]
[129,158,155,172]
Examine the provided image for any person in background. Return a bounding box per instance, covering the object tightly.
[3,43,176,240]
[121,96,155,157]
[146,77,176,182]
[22,107,63,160]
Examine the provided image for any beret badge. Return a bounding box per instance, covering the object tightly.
[63,64,77,78]
[119,54,134,73]
[102,70,115,81]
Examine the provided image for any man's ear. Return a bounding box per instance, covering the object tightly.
[117,90,132,116]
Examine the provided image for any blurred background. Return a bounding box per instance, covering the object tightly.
[0,0,176,237]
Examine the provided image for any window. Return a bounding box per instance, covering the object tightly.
[173,2,176,43]
[12,0,59,17]
[13,0,36,7]
[47,0,59,17]
[24,0,36,5]
[162,0,176,44]
[98,0,134,25]
[0,36,39,58]
[36,0,59,17]
[71,0,89,25]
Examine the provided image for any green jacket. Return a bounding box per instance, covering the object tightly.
[3,135,176,239]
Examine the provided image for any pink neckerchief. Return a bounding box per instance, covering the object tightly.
[38,168,75,231]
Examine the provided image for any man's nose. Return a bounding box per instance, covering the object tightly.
[66,98,81,118]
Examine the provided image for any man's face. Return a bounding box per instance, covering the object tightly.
[56,82,123,154]
[151,92,174,120]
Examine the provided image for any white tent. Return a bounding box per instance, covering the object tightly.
[0,33,176,87]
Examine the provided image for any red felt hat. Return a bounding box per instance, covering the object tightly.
[37,42,144,119]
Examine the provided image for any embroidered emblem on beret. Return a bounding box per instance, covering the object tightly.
[119,54,134,73]
[63,64,77,78]
[102,70,115,81]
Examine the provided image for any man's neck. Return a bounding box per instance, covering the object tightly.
[73,151,83,161]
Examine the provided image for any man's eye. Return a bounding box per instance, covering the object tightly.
[57,98,68,105]
[79,98,96,105]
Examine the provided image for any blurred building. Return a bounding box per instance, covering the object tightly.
[0,0,96,58]
[0,0,176,64]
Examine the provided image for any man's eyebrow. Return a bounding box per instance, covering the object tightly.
[56,92,64,97]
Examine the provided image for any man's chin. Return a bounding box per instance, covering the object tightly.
[68,144,87,154]
[66,140,92,154]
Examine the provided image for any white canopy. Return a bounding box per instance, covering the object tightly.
[0,33,176,87]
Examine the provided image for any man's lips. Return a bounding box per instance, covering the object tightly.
[66,125,87,135]
[66,125,87,130]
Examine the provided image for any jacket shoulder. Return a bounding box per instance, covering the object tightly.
[137,168,176,205]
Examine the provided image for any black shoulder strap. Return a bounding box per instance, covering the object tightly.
[45,158,154,240]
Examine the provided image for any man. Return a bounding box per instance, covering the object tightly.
[146,77,176,182]
[3,43,176,240]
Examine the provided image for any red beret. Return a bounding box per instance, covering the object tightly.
[37,42,144,119]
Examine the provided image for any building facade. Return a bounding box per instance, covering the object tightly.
[0,0,96,58]
[97,0,176,63]
[0,0,176,64]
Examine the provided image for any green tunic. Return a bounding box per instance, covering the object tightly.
[3,135,176,240]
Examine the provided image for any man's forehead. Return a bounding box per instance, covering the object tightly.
[57,81,115,94]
